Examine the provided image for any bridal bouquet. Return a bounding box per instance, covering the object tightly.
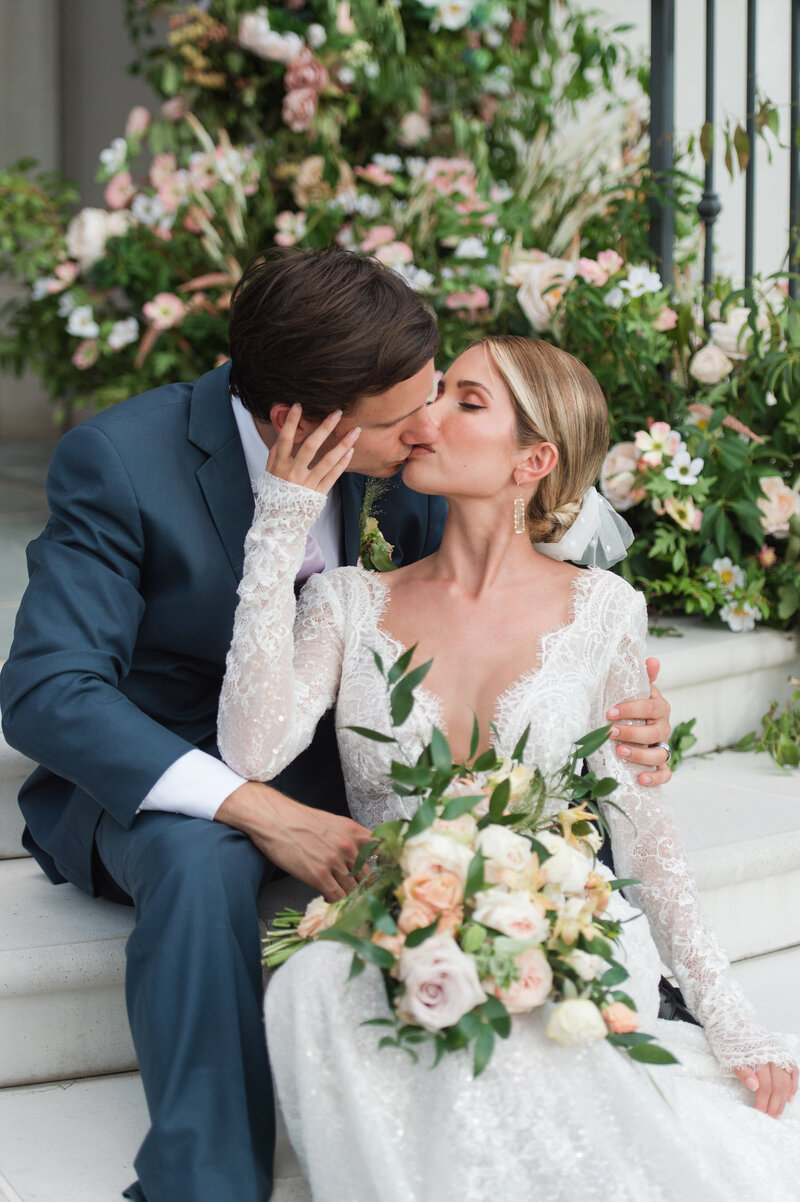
[265,647,677,1075]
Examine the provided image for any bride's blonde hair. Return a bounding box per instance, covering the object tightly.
[475,335,609,544]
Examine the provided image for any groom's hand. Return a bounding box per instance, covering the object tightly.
[606,657,672,788]
[215,780,373,901]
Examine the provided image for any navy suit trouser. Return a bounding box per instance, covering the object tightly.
[94,810,274,1202]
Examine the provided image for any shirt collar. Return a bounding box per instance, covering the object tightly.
[230,392,270,490]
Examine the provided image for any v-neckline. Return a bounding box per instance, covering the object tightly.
[363,569,596,752]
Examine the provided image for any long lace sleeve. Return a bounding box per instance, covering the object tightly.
[587,582,795,1073]
[217,472,345,781]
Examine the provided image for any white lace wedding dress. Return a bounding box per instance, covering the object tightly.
[218,475,800,1202]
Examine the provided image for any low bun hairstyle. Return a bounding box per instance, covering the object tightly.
[474,336,610,544]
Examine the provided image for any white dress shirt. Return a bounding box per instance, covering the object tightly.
[138,394,344,820]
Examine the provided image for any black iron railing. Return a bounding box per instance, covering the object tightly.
[649,0,800,295]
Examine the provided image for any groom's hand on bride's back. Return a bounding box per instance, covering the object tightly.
[216,780,373,901]
[606,657,673,788]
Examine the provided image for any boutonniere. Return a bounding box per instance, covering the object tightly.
[358,478,397,572]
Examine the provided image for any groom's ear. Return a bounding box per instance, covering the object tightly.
[514,441,559,486]
[268,403,321,442]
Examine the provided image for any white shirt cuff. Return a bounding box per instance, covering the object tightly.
[137,749,247,821]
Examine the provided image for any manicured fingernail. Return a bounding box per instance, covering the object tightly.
[609,726,620,738]
[746,1076,759,1091]
[350,426,361,437]
[618,745,631,757]
[607,707,620,719]
[640,774,652,785]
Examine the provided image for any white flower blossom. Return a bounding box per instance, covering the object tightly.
[372,153,403,172]
[107,317,140,351]
[719,599,759,633]
[57,291,78,318]
[131,193,167,227]
[353,193,382,218]
[66,305,100,339]
[711,557,745,596]
[338,66,356,84]
[484,29,502,47]
[364,61,380,78]
[664,450,704,486]
[620,265,662,297]
[392,263,436,291]
[604,286,624,308]
[306,23,326,48]
[405,157,427,178]
[454,237,487,259]
[31,278,52,301]
[99,137,128,175]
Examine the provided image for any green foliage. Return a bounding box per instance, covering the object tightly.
[736,683,800,769]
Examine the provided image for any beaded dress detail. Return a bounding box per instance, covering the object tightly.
[218,473,800,1202]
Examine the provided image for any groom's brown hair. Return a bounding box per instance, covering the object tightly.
[228,247,439,423]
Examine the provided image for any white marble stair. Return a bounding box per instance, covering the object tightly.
[0,734,32,859]
[646,617,800,756]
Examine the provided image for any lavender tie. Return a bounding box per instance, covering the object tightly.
[295,532,326,585]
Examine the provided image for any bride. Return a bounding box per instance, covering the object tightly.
[218,335,799,1201]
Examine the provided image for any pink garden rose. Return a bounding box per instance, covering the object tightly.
[374,241,414,267]
[445,287,490,317]
[285,47,329,93]
[489,947,553,1014]
[282,87,318,133]
[360,225,396,252]
[757,475,800,538]
[395,934,487,1031]
[105,171,136,210]
[142,292,187,330]
[576,257,608,286]
[653,306,678,331]
[600,442,646,511]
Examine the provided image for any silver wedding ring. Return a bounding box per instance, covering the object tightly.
[656,741,672,766]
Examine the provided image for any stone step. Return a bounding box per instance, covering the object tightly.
[0,733,32,859]
[1,749,797,1091]
[646,616,800,756]
[2,941,799,1202]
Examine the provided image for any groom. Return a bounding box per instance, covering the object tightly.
[0,248,672,1202]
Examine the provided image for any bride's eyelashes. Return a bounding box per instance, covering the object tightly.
[458,401,486,411]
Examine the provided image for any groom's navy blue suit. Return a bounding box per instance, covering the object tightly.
[0,362,446,1202]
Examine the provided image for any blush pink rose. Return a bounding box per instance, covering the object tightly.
[374,241,414,267]
[395,934,487,1031]
[600,442,646,512]
[602,1001,639,1034]
[361,225,396,252]
[576,257,609,286]
[142,292,187,330]
[445,287,490,316]
[105,171,136,210]
[71,339,99,370]
[653,306,678,331]
[149,152,177,189]
[355,163,395,186]
[282,87,318,133]
[285,48,330,93]
[757,475,800,538]
[125,106,151,136]
[490,947,553,1014]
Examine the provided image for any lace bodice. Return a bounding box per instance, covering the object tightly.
[218,472,794,1074]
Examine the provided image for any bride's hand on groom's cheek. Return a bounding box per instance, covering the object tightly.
[268,403,360,494]
[606,657,672,788]
[734,1062,798,1118]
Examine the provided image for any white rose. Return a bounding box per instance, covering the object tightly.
[546,998,608,1046]
[514,257,574,332]
[476,825,533,874]
[757,475,800,538]
[395,935,487,1031]
[538,831,592,894]
[400,831,474,883]
[66,305,100,339]
[238,9,271,55]
[709,305,767,360]
[565,948,606,982]
[66,208,131,270]
[688,343,733,385]
[432,812,478,845]
[485,758,535,803]
[472,887,550,942]
[600,441,645,512]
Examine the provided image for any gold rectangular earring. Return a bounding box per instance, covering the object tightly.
[514,496,526,534]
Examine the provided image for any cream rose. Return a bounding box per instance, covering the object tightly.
[688,343,733,385]
[600,441,646,512]
[432,812,479,845]
[757,475,800,538]
[565,948,606,982]
[538,831,592,894]
[546,998,607,1046]
[476,825,533,874]
[395,935,487,1031]
[512,256,575,331]
[297,895,334,939]
[709,305,767,360]
[66,207,131,271]
[485,759,535,805]
[400,831,474,883]
[472,887,550,942]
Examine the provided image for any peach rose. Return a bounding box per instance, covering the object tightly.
[372,930,406,957]
[435,907,464,938]
[282,88,318,133]
[397,898,437,935]
[400,831,473,883]
[602,1001,639,1034]
[297,895,334,938]
[600,441,646,512]
[490,947,553,1014]
[402,867,464,914]
[757,475,800,538]
[689,343,733,385]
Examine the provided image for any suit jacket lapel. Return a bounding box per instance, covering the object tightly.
[188,363,254,581]
[340,474,367,566]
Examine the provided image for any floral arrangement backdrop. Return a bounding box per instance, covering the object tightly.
[0,0,798,633]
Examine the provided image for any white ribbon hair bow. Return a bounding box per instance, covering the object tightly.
[533,486,633,569]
